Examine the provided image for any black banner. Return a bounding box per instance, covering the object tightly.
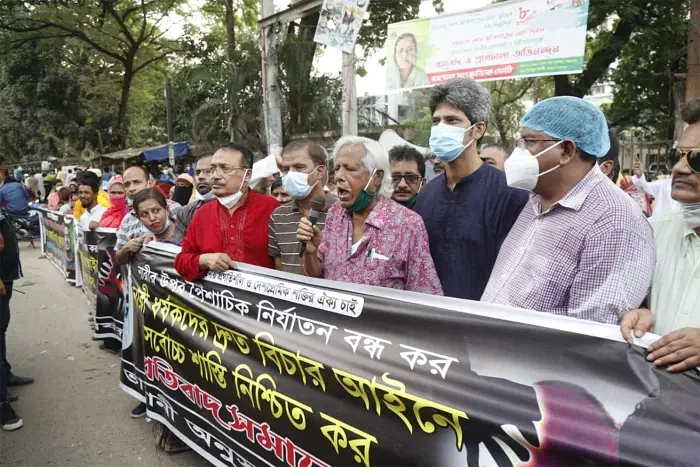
[119,244,700,467]
[93,230,124,342]
[77,227,99,308]
[38,208,76,282]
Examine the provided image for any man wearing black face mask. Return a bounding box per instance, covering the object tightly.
[389,145,425,209]
[173,152,215,246]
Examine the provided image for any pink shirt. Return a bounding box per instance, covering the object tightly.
[317,197,443,295]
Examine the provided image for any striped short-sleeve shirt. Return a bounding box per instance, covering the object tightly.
[268,196,334,274]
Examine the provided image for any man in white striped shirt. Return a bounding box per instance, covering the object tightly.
[268,140,334,274]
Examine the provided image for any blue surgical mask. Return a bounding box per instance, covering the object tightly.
[151,218,172,236]
[282,167,321,200]
[429,122,478,163]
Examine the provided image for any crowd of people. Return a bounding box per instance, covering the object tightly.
[0,77,698,459]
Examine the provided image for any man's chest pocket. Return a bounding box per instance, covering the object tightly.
[361,252,403,284]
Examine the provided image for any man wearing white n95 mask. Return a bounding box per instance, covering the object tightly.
[481,96,655,325]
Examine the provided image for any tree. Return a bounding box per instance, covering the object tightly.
[604,0,687,139]
[0,0,183,148]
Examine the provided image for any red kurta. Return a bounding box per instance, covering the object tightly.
[175,190,280,281]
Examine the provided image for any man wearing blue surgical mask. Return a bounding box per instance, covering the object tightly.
[268,140,335,274]
[482,96,655,325]
[414,78,528,300]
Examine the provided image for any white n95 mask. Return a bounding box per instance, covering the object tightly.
[504,141,564,191]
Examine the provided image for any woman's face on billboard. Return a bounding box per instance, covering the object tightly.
[395,36,417,71]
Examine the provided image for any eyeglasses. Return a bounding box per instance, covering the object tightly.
[515,137,561,149]
[210,164,247,175]
[391,173,422,186]
[667,147,700,173]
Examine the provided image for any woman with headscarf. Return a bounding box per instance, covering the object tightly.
[386,33,430,91]
[172,173,195,206]
[99,176,128,228]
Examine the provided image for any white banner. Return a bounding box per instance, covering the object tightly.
[385,0,590,92]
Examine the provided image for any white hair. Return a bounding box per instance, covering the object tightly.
[332,136,394,198]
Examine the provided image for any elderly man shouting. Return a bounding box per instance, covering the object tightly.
[482,96,655,324]
[296,136,442,295]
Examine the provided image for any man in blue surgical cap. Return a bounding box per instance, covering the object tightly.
[481,96,655,325]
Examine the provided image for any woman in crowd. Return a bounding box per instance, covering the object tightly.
[172,173,194,206]
[47,180,64,210]
[132,188,176,242]
[125,187,188,454]
[57,187,71,214]
[99,176,127,228]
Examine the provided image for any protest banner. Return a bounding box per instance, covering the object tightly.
[384,0,590,92]
[86,229,124,342]
[37,208,77,282]
[121,243,700,467]
[77,227,99,307]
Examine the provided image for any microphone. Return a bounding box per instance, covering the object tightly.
[299,195,327,257]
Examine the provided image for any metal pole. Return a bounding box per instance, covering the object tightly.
[165,79,175,166]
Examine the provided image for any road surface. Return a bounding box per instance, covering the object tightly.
[0,244,208,467]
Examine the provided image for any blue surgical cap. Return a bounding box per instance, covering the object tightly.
[520,96,610,157]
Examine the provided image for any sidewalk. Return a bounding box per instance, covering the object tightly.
[0,244,207,466]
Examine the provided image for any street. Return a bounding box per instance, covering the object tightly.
[0,243,208,467]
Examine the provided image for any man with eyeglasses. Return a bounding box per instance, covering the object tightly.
[482,96,655,325]
[175,143,279,282]
[172,152,215,245]
[268,140,334,274]
[620,99,700,373]
[389,145,425,209]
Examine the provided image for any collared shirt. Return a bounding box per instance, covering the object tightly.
[482,166,656,324]
[78,204,106,231]
[0,182,30,214]
[632,175,679,219]
[175,191,279,282]
[268,196,334,274]
[415,163,529,300]
[172,199,208,246]
[317,197,443,295]
[649,212,700,335]
[115,199,181,251]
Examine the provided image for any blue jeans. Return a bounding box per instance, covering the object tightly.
[0,281,12,403]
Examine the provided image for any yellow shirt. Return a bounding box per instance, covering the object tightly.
[73,190,110,219]
[649,212,700,335]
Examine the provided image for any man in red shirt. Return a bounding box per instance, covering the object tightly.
[175,143,279,282]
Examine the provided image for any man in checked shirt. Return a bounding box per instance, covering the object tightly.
[481,97,655,324]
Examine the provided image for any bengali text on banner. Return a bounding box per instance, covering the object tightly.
[115,242,700,467]
[384,0,589,92]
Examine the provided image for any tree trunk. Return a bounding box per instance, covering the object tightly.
[554,75,574,96]
[224,0,236,142]
[117,58,134,149]
[291,13,319,134]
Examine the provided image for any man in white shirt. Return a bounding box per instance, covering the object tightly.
[620,100,700,373]
[632,157,679,218]
[34,173,45,202]
[77,173,106,230]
